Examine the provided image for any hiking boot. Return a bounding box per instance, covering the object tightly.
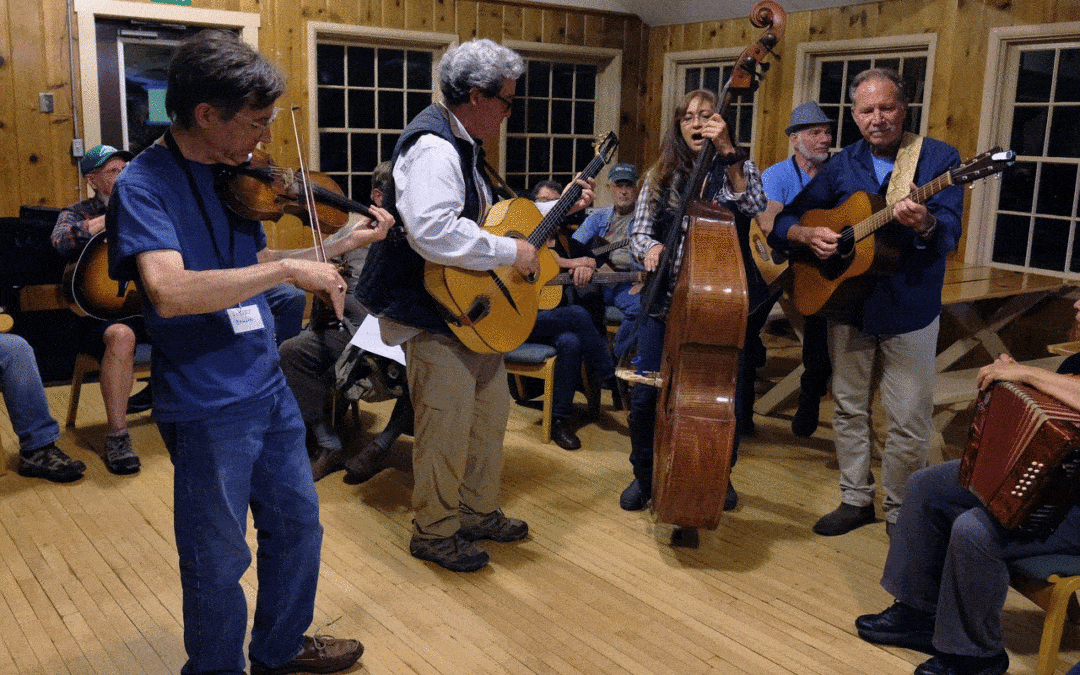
[250,635,364,674]
[409,534,489,572]
[103,431,140,475]
[459,506,528,542]
[17,443,85,483]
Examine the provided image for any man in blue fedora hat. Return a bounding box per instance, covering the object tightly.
[755,101,835,439]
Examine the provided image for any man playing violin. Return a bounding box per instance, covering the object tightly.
[772,68,963,537]
[356,39,593,573]
[106,29,390,675]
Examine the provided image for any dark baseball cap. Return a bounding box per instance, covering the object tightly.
[608,163,639,184]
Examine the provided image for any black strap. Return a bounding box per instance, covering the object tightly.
[163,130,235,269]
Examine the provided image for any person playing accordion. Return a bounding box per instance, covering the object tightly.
[853,297,1080,675]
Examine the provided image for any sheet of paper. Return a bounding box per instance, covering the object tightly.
[348,315,406,365]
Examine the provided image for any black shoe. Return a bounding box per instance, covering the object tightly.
[17,443,85,483]
[102,431,141,475]
[409,534,489,572]
[724,481,739,511]
[620,479,649,511]
[126,383,153,414]
[792,392,821,437]
[250,635,364,674]
[812,502,875,536]
[551,419,581,450]
[459,506,528,542]
[310,445,349,482]
[914,652,1008,675]
[856,601,936,654]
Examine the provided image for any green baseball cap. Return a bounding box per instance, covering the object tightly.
[79,144,134,176]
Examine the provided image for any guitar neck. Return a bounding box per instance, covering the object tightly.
[591,237,629,256]
[546,271,642,286]
[855,171,953,242]
[527,150,611,249]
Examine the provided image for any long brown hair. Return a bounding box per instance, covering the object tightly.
[645,89,718,201]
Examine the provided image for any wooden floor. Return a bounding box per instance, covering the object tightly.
[1,334,1078,675]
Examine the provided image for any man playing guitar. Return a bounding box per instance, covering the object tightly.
[772,68,963,538]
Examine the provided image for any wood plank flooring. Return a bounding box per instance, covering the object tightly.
[1,338,1077,674]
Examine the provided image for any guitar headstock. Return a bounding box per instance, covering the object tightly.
[951,146,1016,185]
[595,131,619,164]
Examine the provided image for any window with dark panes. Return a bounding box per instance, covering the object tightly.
[316,42,434,201]
[505,60,599,196]
[680,63,756,155]
[990,46,1080,274]
[814,54,928,150]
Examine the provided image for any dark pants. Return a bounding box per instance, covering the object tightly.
[528,304,615,422]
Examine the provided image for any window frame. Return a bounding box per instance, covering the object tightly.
[969,21,1080,273]
[661,47,759,155]
[504,40,622,205]
[793,35,937,139]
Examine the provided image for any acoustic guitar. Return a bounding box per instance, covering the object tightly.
[747,217,789,290]
[790,147,1015,317]
[62,231,142,321]
[424,132,619,353]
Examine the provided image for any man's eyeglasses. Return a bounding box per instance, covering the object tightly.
[234,107,280,134]
[491,94,514,113]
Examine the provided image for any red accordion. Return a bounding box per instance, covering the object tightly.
[959,380,1080,538]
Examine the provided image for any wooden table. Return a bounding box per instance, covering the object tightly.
[754,260,1074,418]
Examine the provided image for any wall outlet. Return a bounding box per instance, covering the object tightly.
[72,139,85,157]
[39,92,54,113]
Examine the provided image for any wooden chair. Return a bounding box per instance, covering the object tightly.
[1008,554,1080,675]
[505,343,558,443]
[67,342,152,427]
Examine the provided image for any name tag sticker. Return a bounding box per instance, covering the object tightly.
[227,305,265,334]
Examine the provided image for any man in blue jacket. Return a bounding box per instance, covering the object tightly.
[772,68,963,537]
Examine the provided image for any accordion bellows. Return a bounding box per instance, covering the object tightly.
[959,380,1080,539]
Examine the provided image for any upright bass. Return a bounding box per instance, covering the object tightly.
[647,0,786,530]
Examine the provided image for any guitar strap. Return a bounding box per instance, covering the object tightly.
[481,157,518,201]
[886,132,924,207]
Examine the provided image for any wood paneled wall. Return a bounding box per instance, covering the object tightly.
[0,0,646,225]
[645,0,1080,259]
[1,0,1078,253]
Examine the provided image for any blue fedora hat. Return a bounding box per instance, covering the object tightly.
[785,101,834,135]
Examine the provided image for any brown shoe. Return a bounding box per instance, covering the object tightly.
[250,635,363,674]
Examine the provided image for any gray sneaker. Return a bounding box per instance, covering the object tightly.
[409,534,489,572]
[103,431,141,475]
[459,506,529,542]
[17,443,86,483]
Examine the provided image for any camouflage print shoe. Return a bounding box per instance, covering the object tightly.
[409,534,489,572]
[17,443,86,483]
[103,431,141,475]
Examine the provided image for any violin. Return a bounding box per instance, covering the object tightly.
[216,147,374,235]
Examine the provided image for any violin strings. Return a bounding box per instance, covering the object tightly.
[288,107,328,264]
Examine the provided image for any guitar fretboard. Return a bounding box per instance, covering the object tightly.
[851,171,953,243]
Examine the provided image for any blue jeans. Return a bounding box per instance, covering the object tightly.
[264,283,307,345]
[0,333,60,452]
[529,305,615,422]
[605,282,641,360]
[628,315,742,490]
[158,387,322,675]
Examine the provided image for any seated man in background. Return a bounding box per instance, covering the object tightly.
[855,298,1080,675]
[525,181,615,450]
[279,162,395,479]
[53,144,143,475]
[573,162,642,359]
[4,332,86,482]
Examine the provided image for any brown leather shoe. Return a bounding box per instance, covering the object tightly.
[250,635,363,674]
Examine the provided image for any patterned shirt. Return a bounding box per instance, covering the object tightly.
[630,159,767,316]
[52,194,106,259]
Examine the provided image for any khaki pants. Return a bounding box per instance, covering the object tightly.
[406,331,510,538]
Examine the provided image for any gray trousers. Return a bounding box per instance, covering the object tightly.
[829,317,938,522]
[882,460,1080,656]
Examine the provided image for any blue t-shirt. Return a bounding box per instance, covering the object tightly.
[108,143,285,422]
[761,156,813,206]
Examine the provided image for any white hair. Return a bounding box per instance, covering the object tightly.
[439,39,524,105]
